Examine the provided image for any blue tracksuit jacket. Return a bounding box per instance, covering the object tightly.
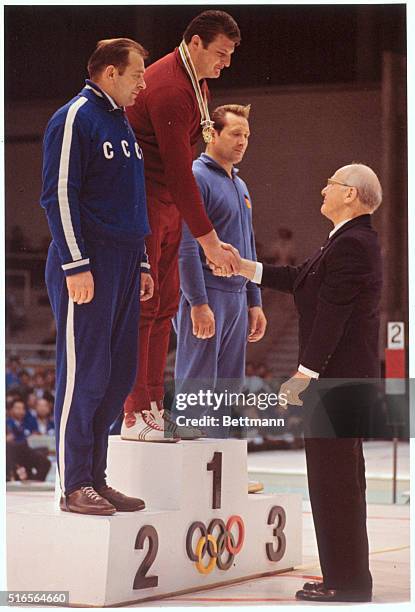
[40,80,150,275]
[178,153,261,307]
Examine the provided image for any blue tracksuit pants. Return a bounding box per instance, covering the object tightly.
[174,288,248,436]
[46,237,143,495]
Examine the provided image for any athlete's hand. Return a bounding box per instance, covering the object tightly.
[66,271,94,304]
[209,256,257,280]
[191,304,215,339]
[197,230,240,276]
[248,307,267,342]
[207,242,241,276]
[140,273,154,301]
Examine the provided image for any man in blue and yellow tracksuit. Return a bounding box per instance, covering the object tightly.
[40,38,152,515]
[174,104,267,437]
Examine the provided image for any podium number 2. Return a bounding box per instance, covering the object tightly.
[207,452,222,509]
[133,525,159,590]
[387,322,404,349]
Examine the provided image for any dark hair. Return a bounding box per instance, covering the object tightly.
[183,10,241,47]
[11,397,25,409]
[212,104,250,134]
[87,38,148,79]
[43,391,55,405]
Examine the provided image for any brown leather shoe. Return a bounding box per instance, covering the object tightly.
[60,486,116,515]
[96,485,145,512]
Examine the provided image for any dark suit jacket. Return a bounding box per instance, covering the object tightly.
[262,215,382,379]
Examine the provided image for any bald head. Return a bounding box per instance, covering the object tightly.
[337,164,382,212]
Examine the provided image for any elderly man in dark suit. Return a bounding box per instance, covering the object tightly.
[212,163,383,602]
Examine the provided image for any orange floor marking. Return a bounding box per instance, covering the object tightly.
[169,597,294,602]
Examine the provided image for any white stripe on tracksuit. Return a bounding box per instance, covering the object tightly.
[57,96,88,263]
[62,258,90,271]
[58,299,76,493]
[56,98,89,492]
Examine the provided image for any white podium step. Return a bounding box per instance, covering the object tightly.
[106,437,249,510]
[8,438,302,606]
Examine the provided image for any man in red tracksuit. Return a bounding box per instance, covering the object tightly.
[122,11,241,441]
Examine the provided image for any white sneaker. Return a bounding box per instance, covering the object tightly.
[162,408,204,439]
[121,402,180,443]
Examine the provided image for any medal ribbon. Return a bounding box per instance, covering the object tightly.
[178,40,214,143]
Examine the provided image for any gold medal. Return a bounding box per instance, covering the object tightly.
[179,41,214,144]
[202,121,214,144]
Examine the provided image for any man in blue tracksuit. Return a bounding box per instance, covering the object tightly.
[40,38,153,515]
[174,104,267,437]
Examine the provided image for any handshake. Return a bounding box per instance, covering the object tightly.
[205,242,257,280]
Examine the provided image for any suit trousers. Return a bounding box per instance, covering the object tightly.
[124,195,182,412]
[303,382,373,592]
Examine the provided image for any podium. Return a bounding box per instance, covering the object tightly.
[7,438,302,606]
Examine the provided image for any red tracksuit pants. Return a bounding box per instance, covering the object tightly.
[124,195,182,413]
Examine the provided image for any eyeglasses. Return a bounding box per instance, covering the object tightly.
[326,178,355,188]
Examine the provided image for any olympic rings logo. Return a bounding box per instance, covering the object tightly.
[186,515,245,574]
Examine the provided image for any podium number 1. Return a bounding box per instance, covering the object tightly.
[207,452,222,509]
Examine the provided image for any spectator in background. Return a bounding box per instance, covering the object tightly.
[26,392,38,419]
[6,440,51,482]
[33,372,46,398]
[34,398,55,436]
[43,390,55,406]
[263,227,296,265]
[6,356,21,390]
[6,398,39,442]
[6,393,20,419]
[12,369,33,402]
[43,369,56,397]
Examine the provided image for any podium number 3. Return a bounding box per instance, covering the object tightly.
[207,452,222,509]
[266,506,286,562]
[133,525,159,590]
